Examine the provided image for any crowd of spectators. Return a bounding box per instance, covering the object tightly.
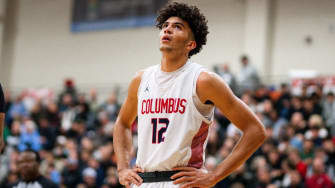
[1,67,335,188]
[0,80,122,188]
[211,82,335,188]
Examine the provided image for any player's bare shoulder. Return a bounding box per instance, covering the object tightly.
[127,70,144,98]
[197,71,221,87]
[116,70,145,127]
[196,71,234,105]
[133,70,145,86]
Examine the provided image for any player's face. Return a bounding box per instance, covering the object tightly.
[159,17,196,54]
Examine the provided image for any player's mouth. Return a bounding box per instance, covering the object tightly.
[161,35,171,42]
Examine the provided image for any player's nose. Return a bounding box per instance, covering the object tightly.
[163,25,172,34]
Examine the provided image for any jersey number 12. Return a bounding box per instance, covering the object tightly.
[151,118,169,144]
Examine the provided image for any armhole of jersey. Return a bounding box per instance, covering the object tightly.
[137,73,145,99]
[137,65,159,98]
[192,68,204,97]
[191,68,214,125]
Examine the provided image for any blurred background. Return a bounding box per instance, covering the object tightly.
[0,0,335,187]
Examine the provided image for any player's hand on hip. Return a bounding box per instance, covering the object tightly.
[171,167,216,188]
[118,166,144,188]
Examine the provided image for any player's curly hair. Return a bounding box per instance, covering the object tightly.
[156,2,209,57]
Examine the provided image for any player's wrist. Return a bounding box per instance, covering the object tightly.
[117,166,130,173]
[209,170,223,185]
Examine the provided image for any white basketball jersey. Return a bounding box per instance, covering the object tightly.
[136,61,214,172]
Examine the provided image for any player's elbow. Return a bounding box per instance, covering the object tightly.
[245,123,267,145]
[253,124,267,144]
[113,118,132,135]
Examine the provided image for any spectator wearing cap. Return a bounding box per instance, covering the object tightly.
[82,167,97,188]
[58,78,78,109]
[86,155,105,186]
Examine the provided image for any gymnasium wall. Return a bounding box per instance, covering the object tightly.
[2,0,335,91]
[5,0,245,90]
[271,0,335,78]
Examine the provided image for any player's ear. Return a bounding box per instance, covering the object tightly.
[186,40,196,51]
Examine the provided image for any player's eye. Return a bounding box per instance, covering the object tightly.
[162,23,168,28]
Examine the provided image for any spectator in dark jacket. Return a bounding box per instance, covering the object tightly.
[13,150,58,188]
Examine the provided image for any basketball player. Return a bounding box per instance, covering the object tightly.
[0,83,5,153]
[113,2,266,188]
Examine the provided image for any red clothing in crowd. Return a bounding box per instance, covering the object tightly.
[296,161,307,179]
[306,173,333,188]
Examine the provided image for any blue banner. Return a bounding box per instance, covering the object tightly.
[71,0,168,32]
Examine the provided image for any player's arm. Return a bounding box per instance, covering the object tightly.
[199,72,266,183]
[113,71,144,188]
[172,72,266,188]
[0,83,5,152]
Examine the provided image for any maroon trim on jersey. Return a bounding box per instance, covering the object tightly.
[187,121,209,168]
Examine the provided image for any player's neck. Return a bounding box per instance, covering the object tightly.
[161,53,188,72]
